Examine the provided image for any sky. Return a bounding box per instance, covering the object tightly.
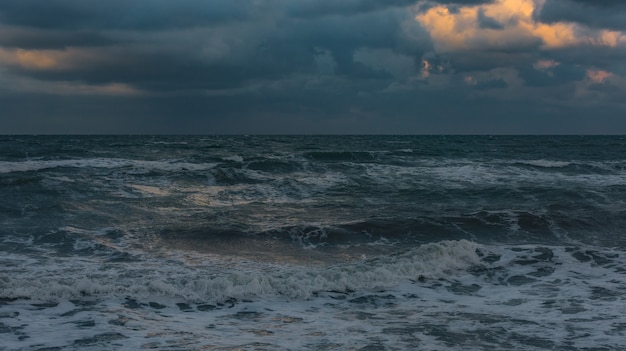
[1,0,625,134]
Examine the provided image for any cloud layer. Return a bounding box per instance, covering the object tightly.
[1,0,625,133]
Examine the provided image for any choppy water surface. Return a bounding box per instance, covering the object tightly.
[1,135,626,350]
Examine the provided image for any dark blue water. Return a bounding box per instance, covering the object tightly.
[1,136,626,350]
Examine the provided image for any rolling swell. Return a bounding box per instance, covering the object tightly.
[157,205,614,253]
[303,150,380,162]
[1,136,626,253]
[0,239,482,302]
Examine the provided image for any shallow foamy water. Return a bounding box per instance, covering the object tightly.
[2,243,625,351]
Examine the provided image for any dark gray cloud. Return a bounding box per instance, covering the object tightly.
[0,0,256,30]
[537,0,626,30]
[520,61,586,87]
[0,27,117,49]
[286,0,421,18]
[477,8,504,30]
[569,0,625,7]
[4,5,425,93]
[0,0,625,134]
[287,0,494,18]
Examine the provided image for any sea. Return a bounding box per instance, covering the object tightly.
[1,135,625,350]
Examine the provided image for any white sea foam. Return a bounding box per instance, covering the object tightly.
[516,159,572,168]
[2,243,625,351]
[0,240,481,302]
[425,160,626,188]
[222,155,244,162]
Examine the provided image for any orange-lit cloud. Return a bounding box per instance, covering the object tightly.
[20,78,143,96]
[533,59,560,76]
[0,48,73,70]
[533,59,559,71]
[0,49,142,96]
[573,68,625,102]
[586,69,614,84]
[15,49,60,69]
[0,71,144,96]
[0,47,108,71]
[416,0,626,53]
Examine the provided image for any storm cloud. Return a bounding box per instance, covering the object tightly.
[0,0,625,134]
[537,0,626,31]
